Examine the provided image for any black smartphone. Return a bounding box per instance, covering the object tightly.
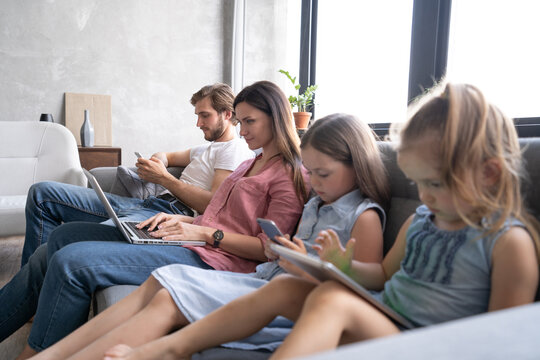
[257,218,284,244]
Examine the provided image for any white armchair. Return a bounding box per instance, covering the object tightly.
[0,121,86,237]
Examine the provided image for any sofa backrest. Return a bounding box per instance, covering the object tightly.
[379,138,540,254]
[378,142,421,253]
[0,121,86,196]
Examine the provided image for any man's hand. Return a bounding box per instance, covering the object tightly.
[150,152,169,167]
[135,157,172,185]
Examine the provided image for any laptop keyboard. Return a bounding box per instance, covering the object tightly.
[124,221,155,239]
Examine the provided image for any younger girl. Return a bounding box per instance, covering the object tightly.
[104,82,538,360]
[31,113,390,360]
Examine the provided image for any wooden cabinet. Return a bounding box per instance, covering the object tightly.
[78,146,121,170]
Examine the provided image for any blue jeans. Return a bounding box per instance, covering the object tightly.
[0,244,48,342]
[0,222,213,349]
[22,181,188,265]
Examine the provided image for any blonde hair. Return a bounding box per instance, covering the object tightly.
[301,113,390,210]
[392,82,540,259]
[234,81,309,203]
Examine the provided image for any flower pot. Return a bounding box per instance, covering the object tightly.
[293,112,312,129]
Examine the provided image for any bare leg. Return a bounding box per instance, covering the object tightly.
[103,275,317,360]
[31,276,164,360]
[67,287,188,360]
[271,281,401,359]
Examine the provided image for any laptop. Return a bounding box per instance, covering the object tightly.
[83,169,206,247]
[270,244,414,329]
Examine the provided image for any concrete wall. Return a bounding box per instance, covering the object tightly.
[0,0,298,165]
[244,0,301,96]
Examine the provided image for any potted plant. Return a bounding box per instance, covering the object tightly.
[279,69,318,129]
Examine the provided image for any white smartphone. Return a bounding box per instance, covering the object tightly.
[257,218,284,244]
[134,151,143,159]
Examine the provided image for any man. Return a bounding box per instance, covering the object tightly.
[21,83,254,265]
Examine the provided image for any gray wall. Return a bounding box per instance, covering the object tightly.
[0,0,297,165]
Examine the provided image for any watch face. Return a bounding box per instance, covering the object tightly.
[213,229,224,241]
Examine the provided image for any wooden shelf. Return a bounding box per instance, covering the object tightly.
[78,146,121,170]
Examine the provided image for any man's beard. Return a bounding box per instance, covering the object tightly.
[204,116,226,141]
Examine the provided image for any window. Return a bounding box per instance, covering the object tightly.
[315,1,414,124]
[446,1,540,118]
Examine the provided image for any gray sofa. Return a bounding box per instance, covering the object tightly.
[89,138,540,359]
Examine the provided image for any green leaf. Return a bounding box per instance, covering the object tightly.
[279,69,317,112]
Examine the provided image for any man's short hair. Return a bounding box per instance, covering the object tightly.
[191,83,235,114]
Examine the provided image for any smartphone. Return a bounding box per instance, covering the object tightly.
[257,218,284,244]
[134,151,143,159]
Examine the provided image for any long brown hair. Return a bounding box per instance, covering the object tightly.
[301,113,390,210]
[234,81,309,202]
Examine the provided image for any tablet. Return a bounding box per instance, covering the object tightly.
[270,244,414,329]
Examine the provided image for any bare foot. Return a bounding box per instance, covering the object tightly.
[15,344,37,360]
[103,344,133,359]
[103,343,190,360]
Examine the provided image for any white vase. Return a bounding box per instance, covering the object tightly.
[80,109,94,147]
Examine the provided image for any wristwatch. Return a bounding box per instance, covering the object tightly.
[212,229,224,248]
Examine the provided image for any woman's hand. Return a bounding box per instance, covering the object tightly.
[137,213,206,242]
[137,213,193,231]
[313,229,355,274]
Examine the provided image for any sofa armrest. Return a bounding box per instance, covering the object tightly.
[88,166,185,196]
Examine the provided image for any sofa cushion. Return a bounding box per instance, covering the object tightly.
[92,285,138,315]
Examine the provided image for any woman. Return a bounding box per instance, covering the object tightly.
[7,80,309,359]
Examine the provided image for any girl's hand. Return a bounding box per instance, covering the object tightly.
[313,229,355,274]
[264,234,308,260]
[137,213,192,232]
[264,234,290,260]
[267,236,317,282]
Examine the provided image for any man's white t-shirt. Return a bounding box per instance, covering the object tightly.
[179,137,254,191]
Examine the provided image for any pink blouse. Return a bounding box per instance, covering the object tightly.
[186,154,308,273]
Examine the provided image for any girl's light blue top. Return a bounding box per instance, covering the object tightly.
[382,205,523,327]
[254,189,386,280]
